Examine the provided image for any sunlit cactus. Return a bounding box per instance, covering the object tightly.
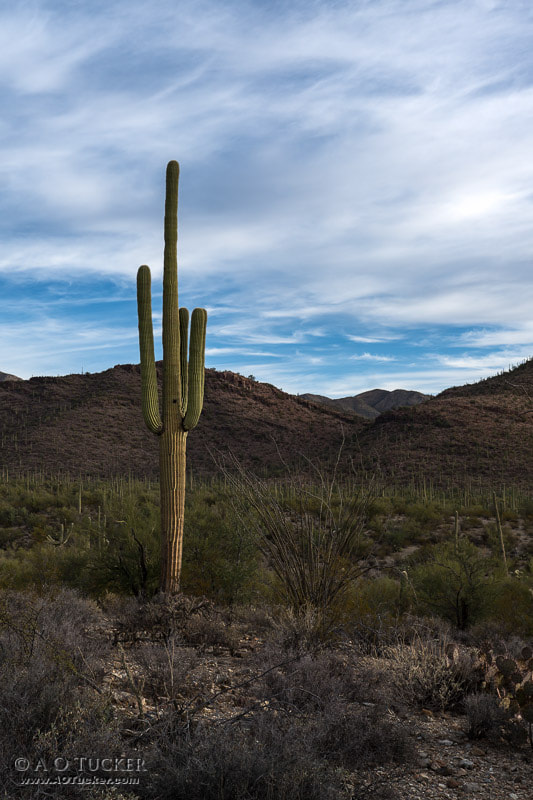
[137,160,207,593]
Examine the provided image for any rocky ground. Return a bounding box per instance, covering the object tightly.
[105,600,533,800]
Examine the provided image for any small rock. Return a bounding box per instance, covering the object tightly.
[459,758,475,770]
[470,745,485,756]
[436,765,455,777]
[451,730,467,741]
[463,783,480,793]
[446,778,461,789]
[438,739,455,746]
[509,794,519,800]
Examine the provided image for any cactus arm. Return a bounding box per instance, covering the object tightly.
[179,307,189,416]
[183,307,207,431]
[162,160,181,427]
[137,264,163,434]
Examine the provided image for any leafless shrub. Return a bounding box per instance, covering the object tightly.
[312,701,416,769]
[142,711,345,800]
[229,603,276,634]
[264,604,338,655]
[349,612,453,657]
[182,613,240,652]
[108,592,238,650]
[383,634,482,711]
[258,650,357,712]
[464,692,514,741]
[0,589,122,797]
[132,640,200,704]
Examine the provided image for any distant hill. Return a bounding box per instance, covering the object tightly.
[354,358,533,489]
[0,360,531,489]
[0,365,362,478]
[0,371,21,382]
[300,388,429,418]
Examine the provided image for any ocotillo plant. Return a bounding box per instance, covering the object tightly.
[137,161,207,594]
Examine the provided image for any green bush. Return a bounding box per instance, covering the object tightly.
[350,576,408,619]
[486,577,533,635]
[409,541,496,629]
[181,497,258,604]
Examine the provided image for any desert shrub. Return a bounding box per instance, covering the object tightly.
[1,694,128,800]
[0,544,90,593]
[312,702,415,770]
[0,502,17,527]
[141,695,412,800]
[351,576,409,619]
[259,651,357,712]
[347,611,452,660]
[485,521,518,559]
[181,490,258,604]
[464,692,514,741]
[259,604,337,656]
[0,589,119,796]
[142,712,346,800]
[229,603,277,635]
[256,641,402,719]
[518,497,533,519]
[382,518,420,550]
[132,641,200,705]
[0,526,23,547]
[409,540,495,629]
[485,577,533,636]
[83,522,160,599]
[405,502,442,526]
[108,593,240,652]
[383,635,482,711]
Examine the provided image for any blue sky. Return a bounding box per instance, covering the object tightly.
[1,0,533,396]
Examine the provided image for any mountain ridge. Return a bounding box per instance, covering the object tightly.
[300,388,429,419]
[0,360,531,488]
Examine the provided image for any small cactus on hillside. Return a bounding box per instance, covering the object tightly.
[136,161,207,594]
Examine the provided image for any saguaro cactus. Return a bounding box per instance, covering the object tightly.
[137,161,207,593]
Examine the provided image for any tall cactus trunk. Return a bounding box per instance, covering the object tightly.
[136,161,207,594]
[159,428,187,593]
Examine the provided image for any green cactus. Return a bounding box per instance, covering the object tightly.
[481,643,533,748]
[136,160,207,593]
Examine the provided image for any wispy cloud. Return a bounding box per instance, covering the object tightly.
[435,349,533,372]
[349,352,396,362]
[457,324,533,347]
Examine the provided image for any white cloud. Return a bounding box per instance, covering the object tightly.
[435,348,533,371]
[457,324,533,347]
[349,352,396,362]
[347,334,403,343]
